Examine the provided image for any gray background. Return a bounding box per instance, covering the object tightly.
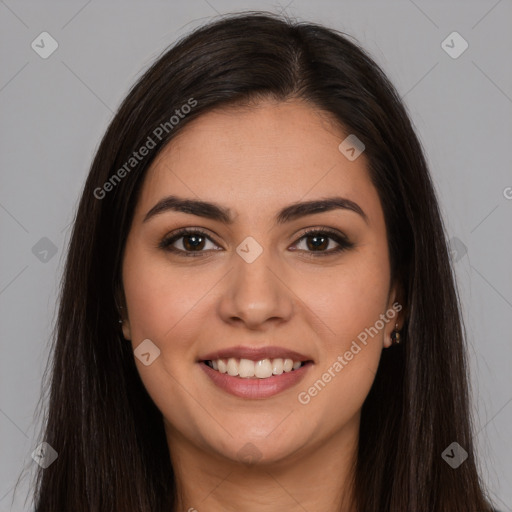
[1,1,511,510]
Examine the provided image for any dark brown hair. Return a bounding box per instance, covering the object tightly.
[23,10,494,511]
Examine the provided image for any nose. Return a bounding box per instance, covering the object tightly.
[217,250,294,330]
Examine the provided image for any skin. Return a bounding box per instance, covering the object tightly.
[120,97,403,512]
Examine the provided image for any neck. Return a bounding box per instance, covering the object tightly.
[166,416,359,512]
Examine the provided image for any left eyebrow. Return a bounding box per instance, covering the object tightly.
[143,195,369,226]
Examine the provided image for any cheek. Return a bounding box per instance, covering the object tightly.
[292,248,390,348]
[122,251,207,425]
[123,245,203,344]
[291,247,389,420]
[297,288,385,427]
[298,354,379,433]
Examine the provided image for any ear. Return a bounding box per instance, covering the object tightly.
[121,317,132,341]
[383,280,405,349]
[115,285,132,341]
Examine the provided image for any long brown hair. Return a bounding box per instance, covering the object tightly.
[25,11,494,511]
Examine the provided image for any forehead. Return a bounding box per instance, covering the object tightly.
[135,99,380,225]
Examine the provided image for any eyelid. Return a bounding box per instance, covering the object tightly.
[291,226,354,257]
[295,225,349,241]
[158,225,353,257]
[157,227,220,254]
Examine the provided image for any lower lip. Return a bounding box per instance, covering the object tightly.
[199,361,313,399]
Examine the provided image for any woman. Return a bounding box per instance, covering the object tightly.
[29,11,495,511]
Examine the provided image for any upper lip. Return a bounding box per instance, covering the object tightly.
[199,345,312,362]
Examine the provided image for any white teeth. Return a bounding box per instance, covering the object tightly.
[254,359,273,378]
[227,358,238,376]
[272,358,284,375]
[238,358,255,378]
[206,357,305,379]
[283,359,293,372]
[217,359,227,373]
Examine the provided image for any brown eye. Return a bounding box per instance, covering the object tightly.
[303,233,330,251]
[159,229,220,257]
[291,228,354,257]
[180,233,207,251]
[159,227,353,258]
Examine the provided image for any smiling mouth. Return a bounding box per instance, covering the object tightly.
[201,357,312,379]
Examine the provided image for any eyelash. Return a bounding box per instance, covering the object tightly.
[158,226,354,258]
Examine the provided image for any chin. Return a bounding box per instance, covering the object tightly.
[204,427,307,466]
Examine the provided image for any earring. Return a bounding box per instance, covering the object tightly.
[390,323,401,345]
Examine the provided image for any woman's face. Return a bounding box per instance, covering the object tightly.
[121,98,401,465]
